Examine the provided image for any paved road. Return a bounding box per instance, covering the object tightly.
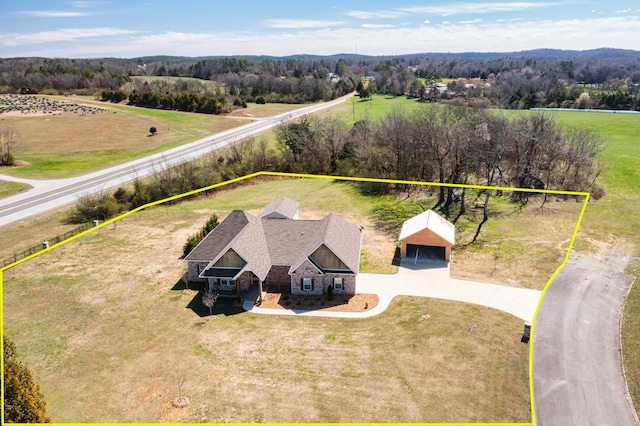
[0,94,354,227]
[533,252,639,425]
[245,261,542,321]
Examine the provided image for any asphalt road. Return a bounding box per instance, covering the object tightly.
[533,252,638,425]
[0,93,354,227]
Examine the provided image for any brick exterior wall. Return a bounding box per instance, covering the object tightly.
[187,261,209,282]
[401,229,452,261]
[290,259,356,295]
[265,265,290,292]
[191,260,357,295]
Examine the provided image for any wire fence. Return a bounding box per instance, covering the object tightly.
[1,222,94,268]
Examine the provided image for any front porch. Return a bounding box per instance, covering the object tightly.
[204,270,265,304]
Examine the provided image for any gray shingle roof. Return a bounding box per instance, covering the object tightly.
[185,200,362,279]
[224,211,271,280]
[183,210,248,262]
[260,196,299,219]
[322,213,362,273]
[261,219,322,265]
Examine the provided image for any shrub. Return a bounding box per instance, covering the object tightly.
[182,213,219,257]
[327,284,334,301]
[256,96,266,104]
[67,191,121,224]
[4,337,51,423]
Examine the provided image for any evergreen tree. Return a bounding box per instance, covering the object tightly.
[3,337,51,423]
[182,213,219,257]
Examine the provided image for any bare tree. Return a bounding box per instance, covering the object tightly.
[0,129,20,166]
[172,371,190,408]
[202,290,218,316]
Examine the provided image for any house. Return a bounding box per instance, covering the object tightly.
[399,210,455,262]
[184,198,362,298]
[260,196,299,220]
[434,82,448,94]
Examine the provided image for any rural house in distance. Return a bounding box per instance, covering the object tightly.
[184,197,362,297]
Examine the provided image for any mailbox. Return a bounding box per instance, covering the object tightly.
[521,321,531,343]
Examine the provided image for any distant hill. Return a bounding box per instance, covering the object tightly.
[122,48,640,64]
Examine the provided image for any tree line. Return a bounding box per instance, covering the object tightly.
[68,104,603,245]
[2,49,639,111]
[274,106,603,202]
[101,89,247,114]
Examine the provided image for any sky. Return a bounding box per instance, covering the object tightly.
[1,1,639,58]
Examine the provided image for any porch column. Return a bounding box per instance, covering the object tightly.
[258,279,264,297]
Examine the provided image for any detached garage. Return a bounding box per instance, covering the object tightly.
[399,210,455,262]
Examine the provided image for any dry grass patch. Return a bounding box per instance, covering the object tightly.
[3,192,530,423]
[0,179,30,199]
[451,199,585,289]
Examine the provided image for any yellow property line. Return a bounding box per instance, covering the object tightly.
[0,171,590,425]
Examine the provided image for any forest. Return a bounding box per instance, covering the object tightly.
[1,48,639,111]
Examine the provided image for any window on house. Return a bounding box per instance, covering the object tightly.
[333,277,343,291]
[221,279,234,287]
[302,278,313,291]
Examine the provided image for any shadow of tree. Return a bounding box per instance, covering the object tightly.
[185,290,246,318]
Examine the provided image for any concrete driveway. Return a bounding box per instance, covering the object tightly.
[246,261,542,322]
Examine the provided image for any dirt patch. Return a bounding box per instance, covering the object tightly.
[260,292,378,312]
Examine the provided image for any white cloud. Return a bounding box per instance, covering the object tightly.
[0,28,137,46]
[348,10,407,19]
[361,24,394,29]
[263,19,345,28]
[402,2,558,15]
[3,16,640,58]
[616,8,631,13]
[15,10,95,17]
[424,20,431,24]
[459,18,484,24]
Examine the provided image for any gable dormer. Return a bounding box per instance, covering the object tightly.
[309,244,351,273]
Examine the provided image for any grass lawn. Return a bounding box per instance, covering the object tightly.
[2,177,530,423]
[0,179,30,200]
[328,94,429,125]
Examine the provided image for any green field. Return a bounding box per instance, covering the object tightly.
[329,94,429,125]
[0,103,241,179]
[0,97,305,180]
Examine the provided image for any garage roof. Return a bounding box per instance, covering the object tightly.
[399,210,455,245]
